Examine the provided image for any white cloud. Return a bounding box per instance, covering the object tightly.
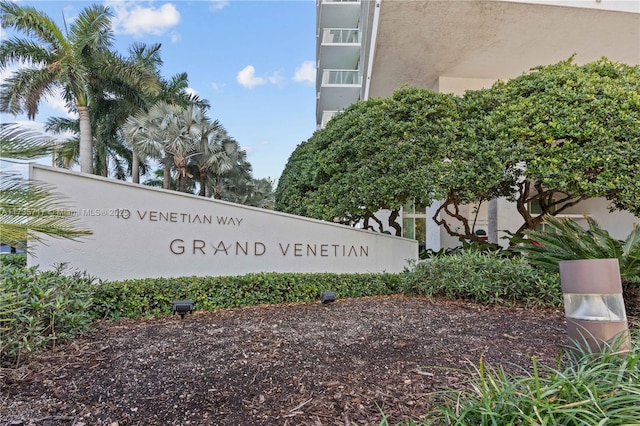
[236,65,266,89]
[45,90,77,119]
[107,1,180,36]
[209,0,229,12]
[237,66,288,89]
[294,60,316,84]
[268,70,284,85]
[185,87,198,97]
[211,82,220,91]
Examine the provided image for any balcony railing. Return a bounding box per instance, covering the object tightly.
[322,69,361,85]
[322,28,360,44]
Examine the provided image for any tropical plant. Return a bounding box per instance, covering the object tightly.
[208,137,252,199]
[0,263,96,367]
[401,251,562,306]
[221,176,276,208]
[36,43,163,179]
[429,332,640,425]
[428,58,640,241]
[124,102,209,192]
[0,2,113,174]
[277,59,640,243]
[1,173,92,252]
[276,87,458,234]
[0,2,163,176]
[275,135,320,217]
[189,119,231,196]
[0,124,92,252]
[0,123,56,159]
[142,167,192,192]
[515,215,640,286]
[123,44,208,183]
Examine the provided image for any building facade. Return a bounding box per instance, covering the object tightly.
[316,0,640,250]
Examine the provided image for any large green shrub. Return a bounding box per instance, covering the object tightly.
[0,263,96,367]
[400,251,562,306]
[92,272,401,319]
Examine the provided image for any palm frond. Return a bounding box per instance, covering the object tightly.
[0,1,66,50]
[0,123,56,158]
[0,37,55,67]
[517,214,640,281]
[0,173,92,252]
[0,64,60,118]
[68,4,114,52]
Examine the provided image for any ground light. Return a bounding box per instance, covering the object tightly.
[320,291,336,304]
[172,300,195,319]
[559,259,630,352]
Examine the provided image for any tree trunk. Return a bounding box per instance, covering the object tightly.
[388,209,402,236]
[78,105,93,174]
[199,166,207,196]
[163,158,171,189]
[100,146,108,177]
[132,151,139,184]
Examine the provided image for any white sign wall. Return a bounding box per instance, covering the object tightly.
[28,165,417,280]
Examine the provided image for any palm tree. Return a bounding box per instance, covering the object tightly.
[0,124,91,252]
[0,1,116,174]
[208,138,252,199]
[189,121,232,196]
[128,62,209,184]
[88,46,160,178]
[123,102,208,192]
[142,167,196,193]
[221,176,275,208]
[22,41,162,179]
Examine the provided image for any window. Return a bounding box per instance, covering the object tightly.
[402,201,427,249]
[527,199,587,232]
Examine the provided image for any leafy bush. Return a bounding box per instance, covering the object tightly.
[0,263,96,367]
[515,215,640,288]
[428,329,640,425]
[0,253,26,268]
[401,251,562,306]
[92,272,401,319]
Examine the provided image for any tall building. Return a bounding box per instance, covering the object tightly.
[315,0,640,250]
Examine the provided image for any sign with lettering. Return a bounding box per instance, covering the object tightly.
[28,165,417,280]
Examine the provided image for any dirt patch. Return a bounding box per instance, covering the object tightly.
[1,296,569,425]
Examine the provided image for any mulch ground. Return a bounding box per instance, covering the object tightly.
[1,296,577,425]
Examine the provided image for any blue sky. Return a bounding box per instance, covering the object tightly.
[0,0,317,181]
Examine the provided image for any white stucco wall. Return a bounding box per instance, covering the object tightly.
[493,197,640,245]
[560,197,640,240]
[28,165,417,280]
[436,76,498,95]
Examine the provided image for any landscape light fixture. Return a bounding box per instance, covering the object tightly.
[320,291,336,304]
[559,259,630,353]
[172,300,195,320]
